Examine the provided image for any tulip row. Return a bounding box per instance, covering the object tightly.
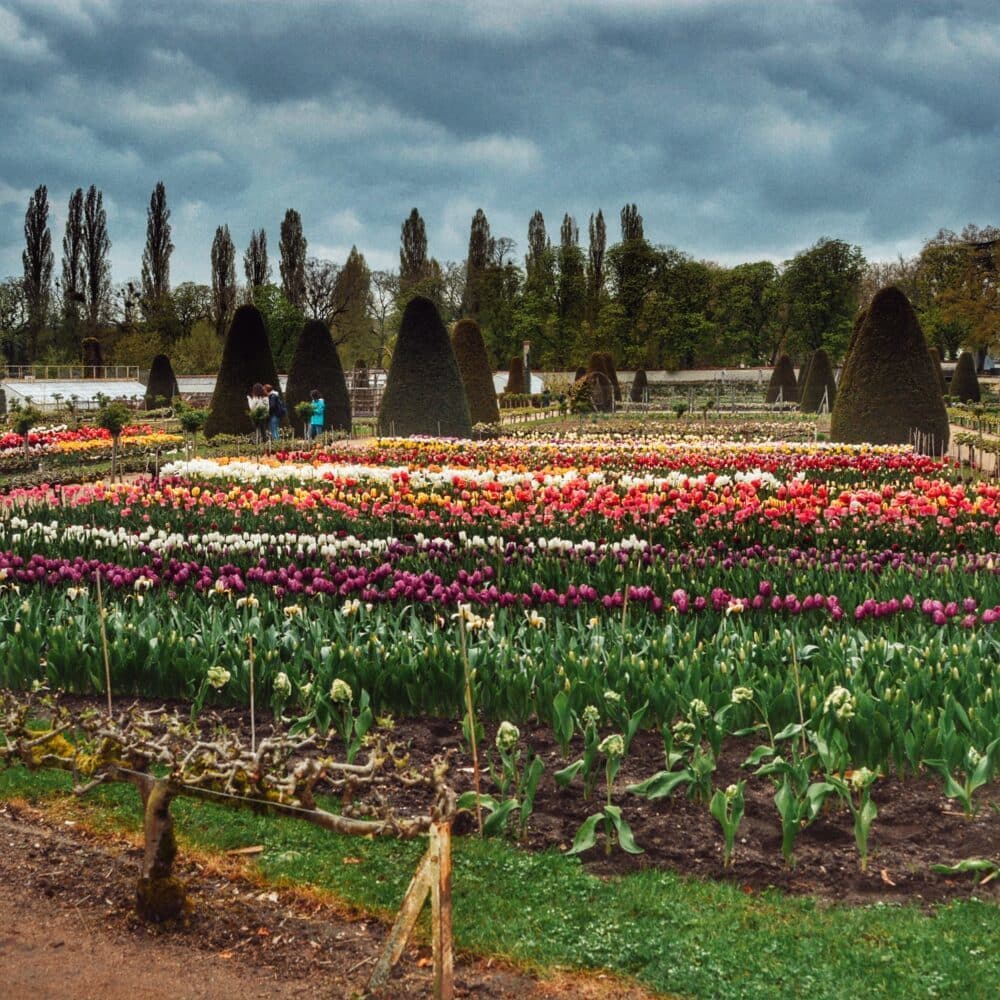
[1,436,997,780]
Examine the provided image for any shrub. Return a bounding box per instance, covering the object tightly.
[284,319,352,433]
[949,351,981,403]
[452,318,500,425]
[599,351,623,402]
[377,296,472,438]
[81,337,104,373]
[831,286,949,453]
[798,348,837,413]
[144,354,179,410]
[765,354,798,404]
[797,352,814,391]
[630,369,649,403]
[570,371,613,413]
[506,356,525,395]
[204,305,280,438]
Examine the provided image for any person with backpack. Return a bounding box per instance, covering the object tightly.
[308,389,325,440]
[264,383,286,441]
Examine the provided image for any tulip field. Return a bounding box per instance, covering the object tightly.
[1,433,998,782]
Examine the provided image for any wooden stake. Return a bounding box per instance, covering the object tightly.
[95,568,112,717]
[247,635,256,753]
[458,617,483,835]
[368,820,454,999]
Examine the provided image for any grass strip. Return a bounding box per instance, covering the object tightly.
[2,764,997,1000]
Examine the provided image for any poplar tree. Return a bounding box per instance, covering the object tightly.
[82,185,111,333]
[461,209,492,318]
[587,209,607,317]
[141,181,173,306]
[22,184,53,362]
[280,209,307,309]
[210,225,237,339]
[61,188,85,327]
[244,229,270,295]
[399,207,428,291]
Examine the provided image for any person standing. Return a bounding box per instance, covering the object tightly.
[265,383,283,441]
[309,389,325,440]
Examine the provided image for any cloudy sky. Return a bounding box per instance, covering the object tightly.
[1,0,996,287]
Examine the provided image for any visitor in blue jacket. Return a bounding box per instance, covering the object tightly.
[309,389,325,440]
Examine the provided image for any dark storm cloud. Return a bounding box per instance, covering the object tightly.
[0,0,996,284]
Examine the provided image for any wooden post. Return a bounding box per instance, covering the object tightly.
[368,820,454,999]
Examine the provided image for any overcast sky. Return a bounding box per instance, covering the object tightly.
[1,0,996,288]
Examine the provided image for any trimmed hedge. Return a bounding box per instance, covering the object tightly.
[452,318,500,425]
[204,305,280,438]
[284,319,352,433]
[630,369,649,403]
[950,351,981,403]
[506,356,526,395]
[831,286,948,453]
[144,354,179,409]
[765,354,798,404]
[798,348,836,413]
[927,346,947,396]
[377,296,471,438]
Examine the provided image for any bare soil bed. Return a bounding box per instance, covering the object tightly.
[0,802,651,1000]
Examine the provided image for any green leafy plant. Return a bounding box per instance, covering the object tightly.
[603,690,648,754]
[554,704,602,800]
[931,858,999,887]
[326,678,373,764]
[924,737,1000,819]
[567,734,642,857]
[709,780,746,867]
[827,767,879,872]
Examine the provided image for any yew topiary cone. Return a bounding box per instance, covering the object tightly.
[765,354,798,404]
[831,286,948,453]
[145,354,179,409]
[377,296,471,438]
[452,318,500,424]
[949,351,981,403]
[204,305,280,438]
[284,319,352,432]
[799,348,837,413]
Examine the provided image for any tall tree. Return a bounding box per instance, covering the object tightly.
[587,210,607,320]
[81,185,111,333]
[243,228,270,296]
[279,209,307,310]
[61,188,85,331]
[556,214,586,349]
[620,203,643,242]
[368,269,398,369]
[22,184,54,363]
[399,208,429,292]
[141,181,173,308]
[461,209,492,318]
[782,237,866,357]
[526,210,548,280]
[713,261,781,364]
[210,225,237,339]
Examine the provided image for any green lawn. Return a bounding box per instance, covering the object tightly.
[2,764,997,1000]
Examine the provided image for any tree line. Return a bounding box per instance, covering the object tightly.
[3,182,996,374]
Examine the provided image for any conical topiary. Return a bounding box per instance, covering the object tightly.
[798,348,837,413]
[377,296,472,438]
[630,369,649,403]
[927,347,947,396]
[452,318,500,424]
[569,371,613,413]
[506,356,525,395]
[204,304,280,438]
[797,351,814,390]
[949,351,980,403]
[765,354,798,404]
[145,353,179,409]
[591,351,622,401]
[284,319,352,433]
[831,286,949,453]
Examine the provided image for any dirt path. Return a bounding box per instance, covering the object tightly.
[0,802,655,1000]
